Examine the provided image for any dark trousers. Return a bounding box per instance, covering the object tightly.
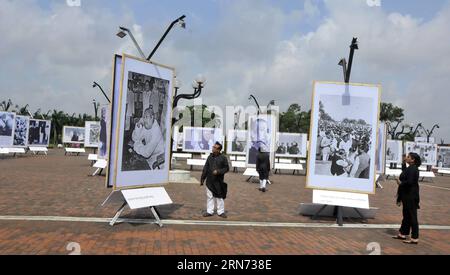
[400,206,419,239]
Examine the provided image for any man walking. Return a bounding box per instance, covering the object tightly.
[201,142,229,218]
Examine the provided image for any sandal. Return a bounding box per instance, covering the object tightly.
[392,235,407,240]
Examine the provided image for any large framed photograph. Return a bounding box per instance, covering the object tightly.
[386,140,403,164]
[227,129,248,155]
[437,146,450,169]
[0,111,16,147]
[107,55,122,188]
[63,126,85,144]
[28,119,51,147]
[405,142,438,166]
[246,114,277,168]
[275,133,308,158]
[98,106,109,159]
[112,54,174,190]
[84,121,100,148]
[306,81,380,195]
[13,115,30,147]
[375,122,387,174]
[182,127,224,154]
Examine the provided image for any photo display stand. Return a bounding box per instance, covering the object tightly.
[305,83,377,226]
[302,38,378,226]
[92,159,107,176]
[29,146,48,155]
[102,187,172,227]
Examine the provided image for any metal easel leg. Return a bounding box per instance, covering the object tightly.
[92,168,100,177]
[110,202,127,226]
[311,204,328,220]
[336,206,344,226]
[150,206,163,227]
[246,176,253,182]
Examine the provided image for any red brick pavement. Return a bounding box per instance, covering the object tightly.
[0,220,448,255]
[0,150,449,255]
[0,149,449,225]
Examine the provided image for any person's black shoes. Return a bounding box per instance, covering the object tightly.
[218,213,227,218]
[262,188,266,193]
[203,212,214,217]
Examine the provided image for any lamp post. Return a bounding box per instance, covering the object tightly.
[92,99,99,120]
[116,26,146,58]
[419,124,440,143]
[92,82,111,103]
[147,15,186,61]
[173,74,206,109]
[248,95,262,115]
[117,15,186,61]
[346,38,359,83]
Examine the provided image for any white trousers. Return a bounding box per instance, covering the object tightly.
[206,187,224,215]
[259,180,267,189]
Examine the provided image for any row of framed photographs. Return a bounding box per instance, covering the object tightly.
[386,140,450,168]
[0,112,51,148]
[62,118,107,152]
[172,127,308,159]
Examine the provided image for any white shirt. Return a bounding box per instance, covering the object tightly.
[132,119,165,167]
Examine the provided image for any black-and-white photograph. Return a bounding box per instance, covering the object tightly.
[183,127,223,153]
[246,115,276,167]
[315,94,373,178]
[437,146,450,169]
[98,106,108,159]
[121,71,168,172]
[276,133,307,158]
[28,119,51,146]
[307,82,380,194]
[405,142,438,166]
[0,111,16,147]
[13,116,30,147]
[84,121,100,148]
[63,126,85,144]
[227,129,247,155]
[386,140,403,164]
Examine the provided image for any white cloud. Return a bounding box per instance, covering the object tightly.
[0,0,449,141]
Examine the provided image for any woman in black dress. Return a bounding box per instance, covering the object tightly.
[393,153,421,244]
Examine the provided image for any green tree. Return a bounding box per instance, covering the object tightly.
[279,104,311,133]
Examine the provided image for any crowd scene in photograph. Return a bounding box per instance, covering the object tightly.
[316,119,373,178]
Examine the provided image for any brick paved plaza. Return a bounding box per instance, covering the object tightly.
[0,149,449,255]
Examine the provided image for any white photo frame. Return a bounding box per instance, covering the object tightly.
[13,115,30,148]
[405,142,438,166]
[107,54,122,188]
[182,127,224,154]
[0,111,16,148]
[386,140,403,164]
[84,121,101,148]
[437,146,450,169]
[275,132,308,158]
[98,105,109,160]
[375,122,387,174]
[28,119,51,147]
[306,81,381,195]
[246,114,277,168]
[112,54,174,190]
[63,126,85,144]
[227,129,248,155]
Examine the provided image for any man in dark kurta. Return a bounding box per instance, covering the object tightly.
[201,142,229,218]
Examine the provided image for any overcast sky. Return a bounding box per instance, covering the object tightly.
[1,0,449,141]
